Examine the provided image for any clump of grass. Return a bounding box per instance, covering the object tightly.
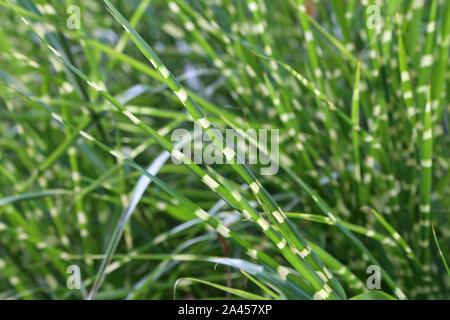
[0,0,448,300]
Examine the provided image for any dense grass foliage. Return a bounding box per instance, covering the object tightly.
[0,0,449,300]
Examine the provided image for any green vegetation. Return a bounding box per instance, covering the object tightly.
[0,0,448,300]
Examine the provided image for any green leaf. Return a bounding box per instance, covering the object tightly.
[350,291,396,300]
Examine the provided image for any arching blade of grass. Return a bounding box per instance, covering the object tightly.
[365,208,423,269]
[286,212,396,246]
[431,225,450,276]
[239,270,283,300]
[66,251,301,299]
[174,278,269,300]
[365,207,434,294]
[0,189,68,206]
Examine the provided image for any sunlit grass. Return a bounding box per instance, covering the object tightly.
[0,0,448,300]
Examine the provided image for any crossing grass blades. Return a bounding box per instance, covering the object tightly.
[0,0,449,300]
